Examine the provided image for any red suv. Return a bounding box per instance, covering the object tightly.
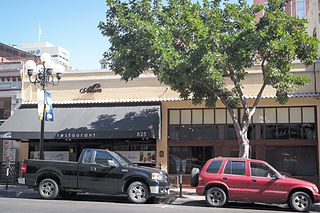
[191,157,320,212]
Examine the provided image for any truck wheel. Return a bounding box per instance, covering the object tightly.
[127,181,149,204]
[38,178,59,199]
[205,187,227,207]
[289,191,312,212]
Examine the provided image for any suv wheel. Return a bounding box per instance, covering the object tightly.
[205,187,227,207]
[38,178,59,199]
[289,191,312,212]
[127,181,149,204]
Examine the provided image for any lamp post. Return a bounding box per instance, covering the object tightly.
[25,53,63,160]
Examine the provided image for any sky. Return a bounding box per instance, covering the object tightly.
[0,0,109,70]
[0,0,252,71]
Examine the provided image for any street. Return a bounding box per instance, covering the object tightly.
[1,193,320,213]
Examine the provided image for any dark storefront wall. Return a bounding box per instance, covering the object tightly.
[167,107,318,185]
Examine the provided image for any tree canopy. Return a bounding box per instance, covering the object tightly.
[99,0,319,157]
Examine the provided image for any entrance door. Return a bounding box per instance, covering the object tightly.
[78,150,123,194]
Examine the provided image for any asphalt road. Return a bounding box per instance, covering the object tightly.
[1,196,319,213]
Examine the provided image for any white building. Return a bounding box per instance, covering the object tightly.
[21,42,70,67]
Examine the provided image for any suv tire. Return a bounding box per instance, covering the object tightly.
[289,191,312,212]
[38,178,59,199]
[205,187,227,207]
[127,181,149,204]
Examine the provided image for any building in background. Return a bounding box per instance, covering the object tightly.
[21,41,70,68]
[0,42,40,125]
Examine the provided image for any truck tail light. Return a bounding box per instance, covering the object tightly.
[21,163,27,173]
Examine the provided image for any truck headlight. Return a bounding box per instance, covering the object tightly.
[151,173,164,181]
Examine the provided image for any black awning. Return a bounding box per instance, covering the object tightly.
[0,103,161,140]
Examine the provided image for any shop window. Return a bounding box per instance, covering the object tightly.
[225,125,237,140]
[264,124,277,139]
[227,109,238,124]
[192,109,203,124]
[253,108,264,123]
[180,125,193,140]
[290,124,303,139]
[277,108,289,123]
[276,124,290,139]
[266,146,317,176]
[303,107,315,123]
[204,109,214,124]
[251,124,264,140]
[265,108,276,123]
[290,108,301,123]
[181,110,191,124]
[216,109,226,124]
[169,125,180,140]
[169,110,180,124]
[192,125,218,140]
[302,124,316,140]
[169,146,213,174]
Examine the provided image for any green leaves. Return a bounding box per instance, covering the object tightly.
[99,0,319,108]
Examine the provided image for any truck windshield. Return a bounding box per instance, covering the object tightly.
[112,152,133,166]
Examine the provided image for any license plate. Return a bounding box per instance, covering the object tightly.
[18,177,25,184]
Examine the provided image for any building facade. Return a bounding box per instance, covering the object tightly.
[0,59,319,185]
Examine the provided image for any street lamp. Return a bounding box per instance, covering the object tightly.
[25,53,63,160]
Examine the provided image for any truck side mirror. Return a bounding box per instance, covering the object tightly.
[107,160,119,168]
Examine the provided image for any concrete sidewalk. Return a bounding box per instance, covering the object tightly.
[0,184,202,204]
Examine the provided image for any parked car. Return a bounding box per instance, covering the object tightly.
[19,149,170,203]
[191,157,320,212]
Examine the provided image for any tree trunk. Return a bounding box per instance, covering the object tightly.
[238,130,250,158]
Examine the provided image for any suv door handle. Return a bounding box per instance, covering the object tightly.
[222,177,228,180]
[90,167,96,172]
[252,179,257,183]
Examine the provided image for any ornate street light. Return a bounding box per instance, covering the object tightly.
[25,53,63,160]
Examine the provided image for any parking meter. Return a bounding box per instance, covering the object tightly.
[181,160,186,174]
[175,160,181,174]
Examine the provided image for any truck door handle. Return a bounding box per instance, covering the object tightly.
[222,177,228,180]
[252,179,257,183]
[90,167,96,172]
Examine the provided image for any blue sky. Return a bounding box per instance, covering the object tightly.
[0,0,252,70]
[0,0,108,70]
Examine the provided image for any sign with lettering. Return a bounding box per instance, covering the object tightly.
[79,83,102,94]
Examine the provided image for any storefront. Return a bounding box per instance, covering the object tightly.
[0,102,161,166]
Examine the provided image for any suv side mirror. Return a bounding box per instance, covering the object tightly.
[107,160,119,168]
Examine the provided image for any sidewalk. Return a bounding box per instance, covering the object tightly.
[0,184,202,204]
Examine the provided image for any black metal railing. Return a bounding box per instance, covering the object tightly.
[0,163,20,184]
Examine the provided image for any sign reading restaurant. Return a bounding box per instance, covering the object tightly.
[56,132,96,139]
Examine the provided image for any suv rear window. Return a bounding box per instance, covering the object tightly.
[206,160,223,174]
[223,161,246,175]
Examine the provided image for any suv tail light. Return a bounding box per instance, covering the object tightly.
[21,163,27,173]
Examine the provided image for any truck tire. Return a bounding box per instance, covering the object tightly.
[38,178,59,199]
[205,187,227,207]
[289,191,312,212]
[127,181,149,204]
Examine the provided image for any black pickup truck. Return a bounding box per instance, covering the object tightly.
[19,149,170,203]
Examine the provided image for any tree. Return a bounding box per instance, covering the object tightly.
[99,0,319,158]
